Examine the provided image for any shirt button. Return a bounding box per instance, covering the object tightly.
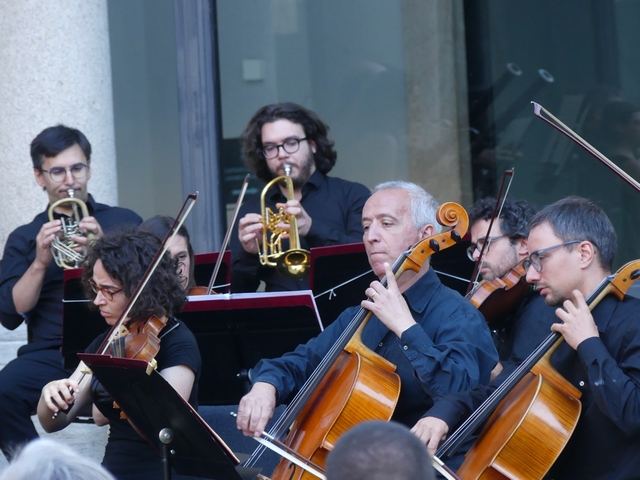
[579,381,585,387]
[378,342,384,347]
[403,345,408,350]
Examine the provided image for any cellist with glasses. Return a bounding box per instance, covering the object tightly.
[413,197,558,471]
[422,197,640,479]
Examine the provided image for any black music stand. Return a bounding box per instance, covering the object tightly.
[309,242,376,327]
[78,353,258,480]
[179,291,323,405]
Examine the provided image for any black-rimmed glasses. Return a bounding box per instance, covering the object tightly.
[89,278,123,301]
[466,234,509,261]
[523,240,581,272]
[39,163,88,183]
[262,137,308,159]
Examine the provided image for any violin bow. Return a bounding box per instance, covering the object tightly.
[98,193,199,354]
[52,193,198,419]
[204,174,250,294]
[465,169,515,295]
[532,102,640,192]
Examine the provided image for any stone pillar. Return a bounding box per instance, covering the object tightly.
[0,2,114,468]
[0,0,119,252]
[401,0,473,208]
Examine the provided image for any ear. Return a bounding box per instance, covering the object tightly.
[419,224,435,240]
[309,139,317,154]
[86,164,92,182]
[578,241,597,269]
[515,237,529,260]
[34,168,46,189]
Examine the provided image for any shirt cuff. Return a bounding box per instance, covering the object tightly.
[576,336,610,368]
[423,400,463,428]
[399,324,435,360]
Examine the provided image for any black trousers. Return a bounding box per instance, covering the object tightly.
[0,348,73,459]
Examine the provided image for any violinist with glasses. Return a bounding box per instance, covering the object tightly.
[412,197,557,471]
[37,229,201,480]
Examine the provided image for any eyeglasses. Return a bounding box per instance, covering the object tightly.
[39,163,88,183]
[262,137,308,159]
[89,277,123,301]
[523,240,581,272]
[466,234,509,261]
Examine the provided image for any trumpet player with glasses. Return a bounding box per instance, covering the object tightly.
[231,102,370,292]
[0,125,141,459]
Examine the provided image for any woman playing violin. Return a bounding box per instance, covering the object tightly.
[37,229,201,480]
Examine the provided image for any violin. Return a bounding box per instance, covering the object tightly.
[52,194,198,420]
[466,259,532,330]
[107,315,168,367]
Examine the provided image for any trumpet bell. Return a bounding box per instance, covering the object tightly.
[276,249,311,280]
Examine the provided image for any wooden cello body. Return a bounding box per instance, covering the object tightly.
[456,341,581,479]
[447,260,640,480]
[253,202,468,480]
[270,332,401,479]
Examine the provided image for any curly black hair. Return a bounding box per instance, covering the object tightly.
[468,197,538,239]
[241,102,337,183]
[82,229,187,320]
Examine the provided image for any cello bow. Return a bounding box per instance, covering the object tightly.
[532,101,640,193]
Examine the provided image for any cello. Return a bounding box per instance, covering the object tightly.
[244,202,469,479]
[438,259,640,479]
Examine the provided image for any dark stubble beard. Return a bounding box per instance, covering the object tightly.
[279,150,315,189]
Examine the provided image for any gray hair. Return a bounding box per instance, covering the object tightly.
[1,439,115,480]
[372,181,441,233]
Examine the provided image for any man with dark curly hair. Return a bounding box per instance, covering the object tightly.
[230,102,370,292]
[37,229,201,480]
[411,197,558,472]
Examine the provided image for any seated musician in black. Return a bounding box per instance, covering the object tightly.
[36,229,201,480]
[418,197,640,479]
[411,197,557,468]
[236,181,497,438]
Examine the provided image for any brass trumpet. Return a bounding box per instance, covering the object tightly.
[48,189,93,269]
[258,165,311,279]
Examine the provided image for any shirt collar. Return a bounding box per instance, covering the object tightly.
[402,267,440,314]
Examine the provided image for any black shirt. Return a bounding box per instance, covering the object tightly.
[549,294,640,479]
[230,170,370,292]
[425,293,557,428]
[87,318,201,480]
[0,195,142,352]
